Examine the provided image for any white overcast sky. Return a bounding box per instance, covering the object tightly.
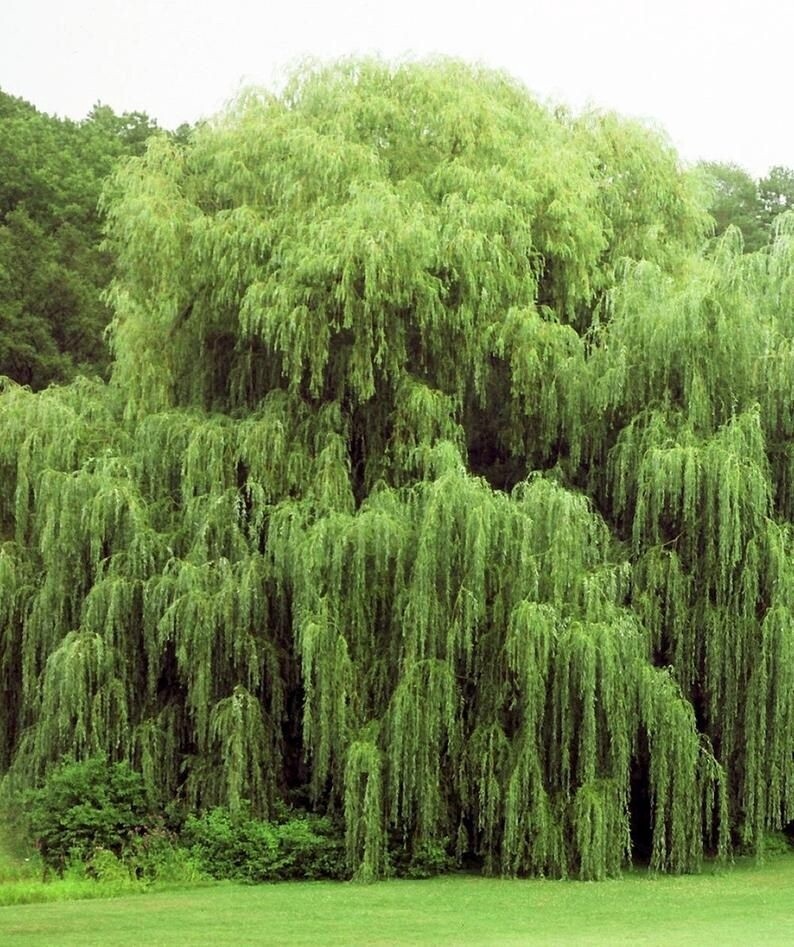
[1,0,791,177]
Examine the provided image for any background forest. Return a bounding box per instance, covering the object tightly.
[1,59,794,883]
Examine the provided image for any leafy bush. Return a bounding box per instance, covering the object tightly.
[86,848,133,884]
[126,826,205,883]
[23,757,152,873]
[760,831,794,857]
[391,837,455,879]
[183,807,345,882]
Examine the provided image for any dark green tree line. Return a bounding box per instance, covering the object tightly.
[0,90,161,386]
[699,160,794,251]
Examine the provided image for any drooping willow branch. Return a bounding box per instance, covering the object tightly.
[2,59,793,882]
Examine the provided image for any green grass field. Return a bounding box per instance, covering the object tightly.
[2,856,794,945]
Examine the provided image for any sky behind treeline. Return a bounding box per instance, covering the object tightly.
[2,0,791,176]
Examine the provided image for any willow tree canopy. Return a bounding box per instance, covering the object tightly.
[2,59,792,881]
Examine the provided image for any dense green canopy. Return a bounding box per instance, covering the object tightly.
[0,90,163,387]
[2,59,793,880]
[698,160,794,252]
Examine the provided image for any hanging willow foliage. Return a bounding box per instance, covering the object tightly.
[2,59,793,882]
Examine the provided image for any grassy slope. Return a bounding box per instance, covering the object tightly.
[2,857,794,946]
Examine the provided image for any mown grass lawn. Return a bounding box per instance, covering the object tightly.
[2,856,794,945]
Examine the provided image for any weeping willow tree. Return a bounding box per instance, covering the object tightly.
[1,58,792,880]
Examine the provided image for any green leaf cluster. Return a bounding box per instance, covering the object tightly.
[183,807,344,882]
[22,757,150,872]
[698,161,794,252]
[0,90,162,387]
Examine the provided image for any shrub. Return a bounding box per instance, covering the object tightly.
[183,807,345,882]
[126,826,205,883]
[760,831,794,857]
[87,848,133,884]
[396,838,455,879]
[23,757,151,873]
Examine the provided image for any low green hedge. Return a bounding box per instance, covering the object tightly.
[183,807,346,882]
